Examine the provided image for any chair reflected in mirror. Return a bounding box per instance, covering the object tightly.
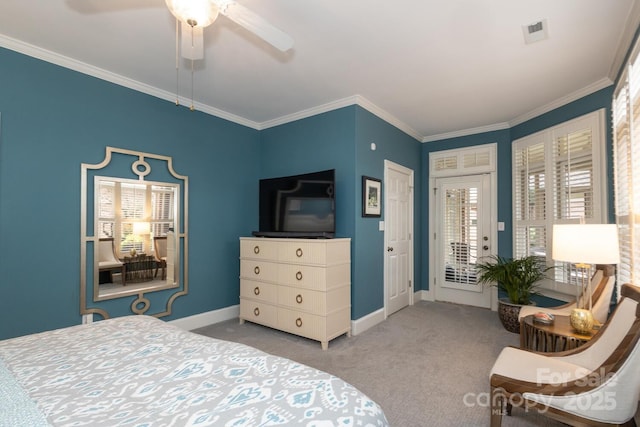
[154,236,167,280]
[98,237,125,286]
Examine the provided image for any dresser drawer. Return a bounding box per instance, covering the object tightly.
[240,260,277,282]
[277,239,351,265]
[277,263,350,291]
[240,280,277,304]
[278,242,327,264]
[240,239,278,261]
[278,308,325,341]
[240,299,277,327]
[278,286,325,314]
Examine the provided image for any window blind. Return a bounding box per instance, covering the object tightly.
[613,43,640,291]
[513,110,605,290]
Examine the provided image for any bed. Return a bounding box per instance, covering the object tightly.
[0,315,388,426]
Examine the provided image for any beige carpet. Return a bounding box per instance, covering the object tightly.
[192,301,576,426]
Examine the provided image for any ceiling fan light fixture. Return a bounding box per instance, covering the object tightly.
[165,0,219,28]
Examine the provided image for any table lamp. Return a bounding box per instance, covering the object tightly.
[132,222,151,255]
[552,224,620,333]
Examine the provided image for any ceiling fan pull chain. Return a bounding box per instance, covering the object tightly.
[190,57,195,111]
[174,18,180,107]
[190,24,195,111]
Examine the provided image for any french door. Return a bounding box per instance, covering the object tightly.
[434,174,492,308]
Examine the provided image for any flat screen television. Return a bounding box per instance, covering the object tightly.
[253,169,335,238]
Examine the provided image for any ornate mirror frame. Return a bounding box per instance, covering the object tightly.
[80,147,188,319]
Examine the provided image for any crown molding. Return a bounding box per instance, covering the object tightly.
[257,96,359,130]
[258,95,423,141]
[508,77,613,128]
[608,0,640,82]
[352,95,423,141]
[421,122,511,143]
[0,33,260,130]
[0,32,617,144]
[421,78,613,143]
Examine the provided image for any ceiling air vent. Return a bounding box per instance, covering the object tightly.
[522,19,548,44]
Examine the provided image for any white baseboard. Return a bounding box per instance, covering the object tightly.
[415,289,433,302]
[168,305,239,331]
[351,308,385,336]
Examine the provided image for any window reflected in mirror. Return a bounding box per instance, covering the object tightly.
[81,146,188,319]
[96,177,179,298]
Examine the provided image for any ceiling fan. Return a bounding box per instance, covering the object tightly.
[165,0,294,60]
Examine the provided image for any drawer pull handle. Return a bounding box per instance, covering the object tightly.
[296,248,303,257]
[254,266,260,275]
[296,271,303,281]
[296,294,303,304]
[254,287,260,296]
[295,317,303,328]
[253,307,260,316]
[254,245,260,254]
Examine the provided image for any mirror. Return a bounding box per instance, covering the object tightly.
[81,147,188,319]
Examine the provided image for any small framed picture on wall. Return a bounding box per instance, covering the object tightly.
[362,176,382,217]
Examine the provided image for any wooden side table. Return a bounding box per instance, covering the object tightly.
[123,254,156,283]
[520,314,598,352]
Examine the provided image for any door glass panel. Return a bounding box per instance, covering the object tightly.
[443,186,478,285]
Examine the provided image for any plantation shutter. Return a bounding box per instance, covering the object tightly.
[512,110,605,291]
[513,141,546,259]
[443,186,477,285]
[613,44,640,291]
[120,183,147,254]
[97,181,116,238]
[152,185,175,236]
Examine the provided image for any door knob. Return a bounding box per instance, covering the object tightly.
[387,247,394,252]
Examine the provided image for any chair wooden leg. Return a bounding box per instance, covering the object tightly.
[491,386,504,427]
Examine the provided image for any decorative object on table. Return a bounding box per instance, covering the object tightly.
[520,314,595,352]
[476,255,553,333]
[533,311,555,325]
[362,176,382,217]
[518,265,616,324]
[568,308,594,334]
[552,223,620,334]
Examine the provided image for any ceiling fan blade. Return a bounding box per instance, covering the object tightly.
[216,1,293,52]
[181,21,204,60]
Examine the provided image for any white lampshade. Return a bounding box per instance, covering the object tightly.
[552,224,620,265]
[133,222,151,236]
[165,0,219,28]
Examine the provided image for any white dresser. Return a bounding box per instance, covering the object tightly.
[239,237,351,350]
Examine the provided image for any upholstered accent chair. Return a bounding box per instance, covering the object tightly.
[490,283,640,426]
[518,264,616,324]
[98,237,125,286]
[154,236,167,280]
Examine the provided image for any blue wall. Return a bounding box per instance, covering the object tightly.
[421,130,512,291]
[421,87,615,293]
[0,43,619,340]
[0,48,260,339]
[260,106,423,319]
[353,108,422,316]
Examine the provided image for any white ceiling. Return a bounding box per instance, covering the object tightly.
[1,0,638,142]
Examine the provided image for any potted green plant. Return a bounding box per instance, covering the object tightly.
[476,255,553,333]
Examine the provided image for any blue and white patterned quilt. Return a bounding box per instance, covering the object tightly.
[0,315,388,427]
